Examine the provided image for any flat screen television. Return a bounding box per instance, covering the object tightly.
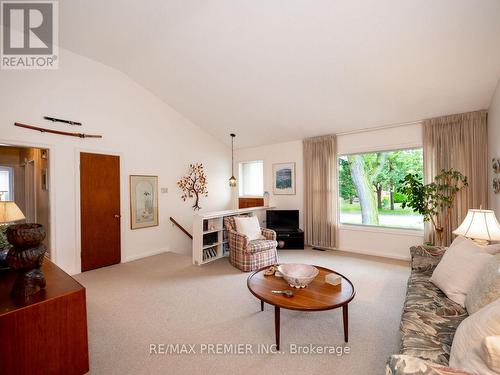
[266,210,299,231]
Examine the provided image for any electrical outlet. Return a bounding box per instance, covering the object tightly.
[161,187,168,194]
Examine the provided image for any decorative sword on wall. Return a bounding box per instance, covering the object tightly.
[43,116,82,126]
[14,122,103,139]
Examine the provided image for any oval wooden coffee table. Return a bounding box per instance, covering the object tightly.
[247,265,355,350]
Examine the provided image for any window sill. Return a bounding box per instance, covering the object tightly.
[339,223,424,237]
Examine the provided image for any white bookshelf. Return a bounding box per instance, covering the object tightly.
[192,206,274,265]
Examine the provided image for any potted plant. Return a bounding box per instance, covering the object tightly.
[0,224,10,269]
[398,168,468,245]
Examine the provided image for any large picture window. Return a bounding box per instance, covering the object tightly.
[338,148,424,230]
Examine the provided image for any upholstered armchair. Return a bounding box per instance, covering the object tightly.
[224,215,278,272]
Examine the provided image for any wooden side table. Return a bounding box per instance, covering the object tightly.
[247,265,355,350]
[0,259,89,375]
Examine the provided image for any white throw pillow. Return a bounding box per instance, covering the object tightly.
[449,235,468,249]
[234,216,264,241]
[483,243,500,255]
[465,255,500,314]
[450,236,500,254]
[430,237,493,306]
[481,336,500,372]
[450,298,500,375]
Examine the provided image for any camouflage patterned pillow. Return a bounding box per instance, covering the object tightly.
[386,355,473,375]
[410,245,448,273]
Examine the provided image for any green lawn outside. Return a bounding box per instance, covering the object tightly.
[340,201,420,216]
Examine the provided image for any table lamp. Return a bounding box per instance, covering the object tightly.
[0,201,25,266]
[453,209,500,245]
[0,201,25,224]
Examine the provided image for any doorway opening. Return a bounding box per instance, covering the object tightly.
[0,145,51,257]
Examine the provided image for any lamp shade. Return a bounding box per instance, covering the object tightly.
[229,175,237,187]
[453,209,500,241]
[0,201,25,224]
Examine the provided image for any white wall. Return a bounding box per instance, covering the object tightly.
[0,49,231,274]
[235,123,424,260]
[489,78,500,218]
[234,140,303,227]
[336,123,422,155]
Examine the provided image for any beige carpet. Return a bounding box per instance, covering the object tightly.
[75,249,409,375]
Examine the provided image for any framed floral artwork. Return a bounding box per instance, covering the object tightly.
[130,175,158,229]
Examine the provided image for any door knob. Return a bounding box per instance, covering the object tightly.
[114,214,121,219]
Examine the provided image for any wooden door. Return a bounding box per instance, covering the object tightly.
[80,152,121,271]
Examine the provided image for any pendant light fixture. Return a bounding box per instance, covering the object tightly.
[229,133,237,187]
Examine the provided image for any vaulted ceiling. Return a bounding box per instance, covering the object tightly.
[60,0,500,148]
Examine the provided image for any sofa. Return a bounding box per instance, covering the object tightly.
[386,245,473,375]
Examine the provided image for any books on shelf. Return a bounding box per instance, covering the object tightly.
[202,246,218,261]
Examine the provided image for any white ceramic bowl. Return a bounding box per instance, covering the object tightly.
[277,264,319,288]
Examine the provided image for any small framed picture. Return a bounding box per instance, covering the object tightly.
[494,177,500,194]
[493,158,500,174]
[130,175,159,229]
[273,162,296,195]
[41,168,48,190]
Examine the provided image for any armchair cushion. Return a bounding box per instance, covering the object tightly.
[227,227,277,254]
[261,228,277,241]
[247,239,278,254]
[228,230,249,251]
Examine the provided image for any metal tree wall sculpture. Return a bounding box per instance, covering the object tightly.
[177,163,208,210]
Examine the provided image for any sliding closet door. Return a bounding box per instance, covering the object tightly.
[80,152,121,271]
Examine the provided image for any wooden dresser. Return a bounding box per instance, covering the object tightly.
[0,259,89,375]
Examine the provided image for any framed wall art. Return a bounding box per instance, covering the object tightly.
[272,162,296,195]
[493,158,500,194]
[130,175,159,229]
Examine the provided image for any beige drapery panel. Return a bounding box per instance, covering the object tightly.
[303,135,338,248]
[423,110,488,246]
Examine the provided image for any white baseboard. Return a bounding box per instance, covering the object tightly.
[334,247,410,261]
[67,268,80,276]
[124,247,170,263]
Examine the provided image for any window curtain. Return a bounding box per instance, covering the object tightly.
[423,110,488,246]
[303,135,338,248]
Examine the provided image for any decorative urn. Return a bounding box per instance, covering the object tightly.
[6,223,47,298]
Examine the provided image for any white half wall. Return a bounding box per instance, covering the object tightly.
[235,123,424,260]
[489,78,500,218]
[0,49,231,274]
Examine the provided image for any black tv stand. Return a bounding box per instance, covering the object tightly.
[273,228,304,250]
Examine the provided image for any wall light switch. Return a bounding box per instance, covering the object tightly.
[161,187,168,194]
